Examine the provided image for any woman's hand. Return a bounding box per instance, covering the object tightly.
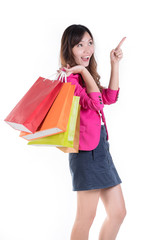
[59,64,85,77]
[110,37,126,65]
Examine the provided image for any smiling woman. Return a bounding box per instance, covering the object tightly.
[59,24,126,240]
[60,24,103,91]
[72,32,94,67]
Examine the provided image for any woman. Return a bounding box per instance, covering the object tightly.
[59,24,126,240]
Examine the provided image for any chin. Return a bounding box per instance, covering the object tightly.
[82,62,89,68]
[77,60,90,68]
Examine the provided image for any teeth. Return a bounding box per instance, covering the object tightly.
[82,56,89,59]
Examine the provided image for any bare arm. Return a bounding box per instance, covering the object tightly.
[64,65,100,93]
[81,67,100,93]
[108,37,126,90]
[108,63,119,90]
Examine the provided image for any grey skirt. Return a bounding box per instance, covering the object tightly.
[68,125,122,191]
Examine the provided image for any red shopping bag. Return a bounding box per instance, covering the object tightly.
[20,83,75,140]
[4,73,64,133]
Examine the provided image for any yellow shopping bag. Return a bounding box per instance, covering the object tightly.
[57,103,80,153]
[28,96,80,151]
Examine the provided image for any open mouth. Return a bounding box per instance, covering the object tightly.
[81,56,90,61]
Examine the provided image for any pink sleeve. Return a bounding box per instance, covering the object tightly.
[101,87,120,105]
[67,74,104,111]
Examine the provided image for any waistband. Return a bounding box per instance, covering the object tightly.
[101,124,107,137]
[101,124,105,128]
[101,123,108,141]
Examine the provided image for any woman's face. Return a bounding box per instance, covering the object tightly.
[72,32,94,67]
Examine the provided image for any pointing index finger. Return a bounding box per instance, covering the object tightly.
[115,37,126,50]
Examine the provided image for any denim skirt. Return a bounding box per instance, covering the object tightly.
[68,125,122,191]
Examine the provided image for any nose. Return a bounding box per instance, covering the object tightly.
[83,45,91,54]
[84,45,91,52]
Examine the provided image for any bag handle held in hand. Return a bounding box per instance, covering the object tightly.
[43,70,67,83]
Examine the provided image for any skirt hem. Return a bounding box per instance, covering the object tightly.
[72,180,122,191]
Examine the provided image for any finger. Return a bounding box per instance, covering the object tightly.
[111,49,122,56]
[114,49,122,54]
[66,71,72,77]
[115,54,123,59]
[111,49,115,55]
[117,54,123,58]
[114,51,122,57]
[59,67,64,71]
[115,37,126,50]
[62,67,66,72]
[114,51,123,56]
[63,67,72,74]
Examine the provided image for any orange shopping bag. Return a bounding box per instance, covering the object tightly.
[20,82,75,140]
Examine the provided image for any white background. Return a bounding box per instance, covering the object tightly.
[0,0,160,239]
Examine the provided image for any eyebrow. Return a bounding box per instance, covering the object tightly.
[80,38,93,42]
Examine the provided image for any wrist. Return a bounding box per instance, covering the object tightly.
[80,66,86,74]
[111,61,119,68]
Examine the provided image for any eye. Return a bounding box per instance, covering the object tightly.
[77,43,83,47]
[89,41,93,46]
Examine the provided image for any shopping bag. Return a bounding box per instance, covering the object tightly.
[4,72,66,133]
[20,82,75,140]
[56,104,80,153]
[27,96,80,149]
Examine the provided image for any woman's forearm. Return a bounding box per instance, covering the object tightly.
[81,67,100,93]
[108,63,119,90]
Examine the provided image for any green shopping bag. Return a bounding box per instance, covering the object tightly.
[28,96,80,148]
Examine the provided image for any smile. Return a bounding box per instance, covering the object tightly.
[81,56,90,61]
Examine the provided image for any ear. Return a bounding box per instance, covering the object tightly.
[67,64,71,69]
